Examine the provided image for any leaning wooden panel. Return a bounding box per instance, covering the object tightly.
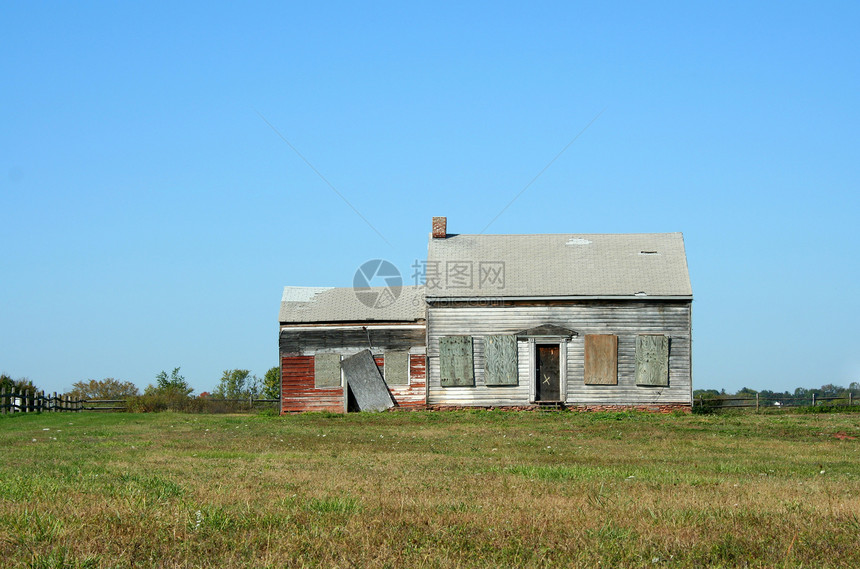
[635,334,669,386]
[342,350,395,411]
[584,334,617,385]
[484,335,518,386]
[439,336,474,387]
[314,353,342,388]
[384,351,409,385]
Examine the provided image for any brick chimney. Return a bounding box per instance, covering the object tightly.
[432,216,447,239]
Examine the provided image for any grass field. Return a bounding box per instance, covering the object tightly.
[1,410,859,568]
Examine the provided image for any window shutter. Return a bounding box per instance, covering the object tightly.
[484,335,518,386]
[439,336,474,387]
[635,335,669,386]
[384,351,409,386]
[314,353,342,388]
[585,335,618,385]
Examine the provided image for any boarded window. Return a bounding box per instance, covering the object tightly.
[635,335,669,386]
[585,335,618,385]
[384,351,409,385]
[314,353,342,388]
[484,335,518,386]
[439,336,474,387]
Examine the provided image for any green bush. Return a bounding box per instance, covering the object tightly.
[126,393,275,414]
[127,392,200,413]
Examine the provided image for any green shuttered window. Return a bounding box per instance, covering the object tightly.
[484,335,518,386]
[635,335,669,386]
[439,336,474,387]
[314,353,342,388]
[384,351,409,386]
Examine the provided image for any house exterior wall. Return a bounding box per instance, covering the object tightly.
[281,356,344,414]
[279,324,426,413]
[426,300,692,408]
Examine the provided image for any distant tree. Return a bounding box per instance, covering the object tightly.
[144,367,193,397]
[213,369,259,399]
[849,382,860,394]
[1,373,37,396]
[736,387,758,397]
[262,366,280,399]
[818,383,842,397]
[69,378,139,400]
[693,389,721,399]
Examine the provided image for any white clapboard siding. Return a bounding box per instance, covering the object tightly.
[427,301,691,407]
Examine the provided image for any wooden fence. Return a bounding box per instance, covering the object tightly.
[695,393,856,411]
[0,388,280,414]
[0,389,93,413]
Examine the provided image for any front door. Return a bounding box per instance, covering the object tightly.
[535,344,561,401]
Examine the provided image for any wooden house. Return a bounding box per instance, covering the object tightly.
[425,217,693,411]
[279,285,427,413]
[279,217,693,413]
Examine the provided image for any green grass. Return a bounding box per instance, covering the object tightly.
[1,410,858,568]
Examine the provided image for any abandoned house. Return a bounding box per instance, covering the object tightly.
[279,217,693,413]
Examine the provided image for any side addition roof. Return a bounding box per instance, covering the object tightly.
[279,285,425,324]
[426,233,692,298]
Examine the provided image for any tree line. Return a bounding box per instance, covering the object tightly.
[2,366,282,403]
[694,382,860,401]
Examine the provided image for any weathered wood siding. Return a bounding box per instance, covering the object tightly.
[280,326,424,354]
[387,354,427,409]
[281,356,344,414]
[427,301,691,407]
[280,326,427,412]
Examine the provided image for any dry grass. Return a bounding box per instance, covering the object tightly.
[1,410,858,568]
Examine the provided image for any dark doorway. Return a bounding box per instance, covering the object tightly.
[536,344,561,402]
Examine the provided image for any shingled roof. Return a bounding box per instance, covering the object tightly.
[279,285,425,324]
[426,233,692,298]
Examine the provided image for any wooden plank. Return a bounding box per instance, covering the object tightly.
[280,327,425,354]
[484,335,518,386]
[439,336,474,387]
[314,354,341,388]
[384,351,409,385]
[584,334,618,385]
[635,334,669,386]
[341,350,395,411]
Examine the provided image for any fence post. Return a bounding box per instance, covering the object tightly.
[756,393,759,411]
[850,392,853,407]
[812,393,816,407]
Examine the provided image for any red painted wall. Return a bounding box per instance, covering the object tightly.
[387,354,426,409]
[281,354,428,414]
[281,356,345,414]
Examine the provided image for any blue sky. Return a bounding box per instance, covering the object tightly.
[2,2,858,395]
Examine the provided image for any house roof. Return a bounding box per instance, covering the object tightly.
[426,232,692,298]
[279,285,426,324]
